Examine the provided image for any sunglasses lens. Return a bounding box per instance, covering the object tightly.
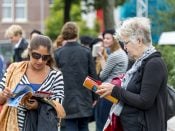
[32,52,41,59]
[42,55,50,61]
[31,52,50,61]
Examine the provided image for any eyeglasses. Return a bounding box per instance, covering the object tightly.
[31,52,50,61]
[119,40,130,46]
[123,40,130,45]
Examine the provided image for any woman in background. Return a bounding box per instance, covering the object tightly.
[95,29,128,131]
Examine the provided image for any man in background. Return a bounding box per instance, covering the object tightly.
[54,22,97,131]
[5,24,28,62]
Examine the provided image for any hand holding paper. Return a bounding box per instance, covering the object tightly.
[83,76,118,104]
[7,84,52,107]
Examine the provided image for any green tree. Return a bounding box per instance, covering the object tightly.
[156,45,175,87]
[158,0,175,32]
[45,0,99,40]
[64,0,80,23]
[94,0,125,30]
[45,0,64,40]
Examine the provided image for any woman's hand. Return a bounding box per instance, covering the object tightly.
[1,88,12,98]
[21,92,38,110]
[0,88,12,104]
[96,83,115,98]
[25,98,38,110]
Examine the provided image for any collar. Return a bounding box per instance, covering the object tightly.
[14,38,22,49]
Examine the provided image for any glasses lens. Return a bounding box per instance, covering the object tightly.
[42,55,50,61]
[31,52,41,59]
[31,52,50,61]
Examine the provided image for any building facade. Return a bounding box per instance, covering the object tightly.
[0,0,50,40]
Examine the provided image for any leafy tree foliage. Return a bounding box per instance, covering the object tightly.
[81,0,126,30]
[94,0,126,30]
[45,0,64,40]
[158,0,175,32]
[156,45,175,87]
[45,0,99,40]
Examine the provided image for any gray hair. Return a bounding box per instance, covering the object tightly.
[117,17,152,46]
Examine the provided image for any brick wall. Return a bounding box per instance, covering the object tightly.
[0,0,50,40]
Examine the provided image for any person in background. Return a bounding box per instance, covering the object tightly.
[53,35,67,50]
[96,17,168,131]
[22,29,43,59]
[95,29,128,131]
[91,38,108,76]
[5,25,28,62]
[0,35,64,131]
[30,29,43,39]
[0,55,5,81]
[80,35,94,49]
[54,21,97,131]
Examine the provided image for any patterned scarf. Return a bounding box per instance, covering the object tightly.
[103,45,156,130]
[113,45,156,116]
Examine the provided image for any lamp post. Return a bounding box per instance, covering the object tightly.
[40,0,44,33]
[137,0,148,17]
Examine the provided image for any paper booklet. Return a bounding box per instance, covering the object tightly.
[7,84,52,107]
[83,76,118,104]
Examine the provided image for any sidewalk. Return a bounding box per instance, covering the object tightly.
[58,121,96,131]
[89,121,96,131]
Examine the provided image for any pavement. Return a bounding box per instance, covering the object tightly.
[89,121,96,131]
[58,121,96,131]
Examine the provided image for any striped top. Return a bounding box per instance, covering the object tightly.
[0,69,64,130]
[99,48,128,82]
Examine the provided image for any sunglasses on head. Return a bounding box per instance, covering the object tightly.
[31,52,50,61]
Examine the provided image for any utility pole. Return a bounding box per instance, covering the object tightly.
[136,0,148,17]
[40,0,44,33]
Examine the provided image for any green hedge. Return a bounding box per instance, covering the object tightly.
[156,45,175,87]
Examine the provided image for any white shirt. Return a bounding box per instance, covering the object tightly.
[14,38,22,49]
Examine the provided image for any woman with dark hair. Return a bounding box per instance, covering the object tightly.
[30,29,43,39]
[95,29,128,131]
[0,35,64,131]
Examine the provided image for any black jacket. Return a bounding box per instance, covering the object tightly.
[54,42,97,119]
[13,38,28,62]
[23,101,58,131]
[112,52,168,131]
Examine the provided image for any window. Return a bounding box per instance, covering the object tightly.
[2,0,13,22]
[15,0,27,22]
[2,0,27,22]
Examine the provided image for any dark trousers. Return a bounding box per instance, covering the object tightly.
[95,98,112,131]
[61,117,89,131]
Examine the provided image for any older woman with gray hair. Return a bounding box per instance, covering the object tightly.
[96,17,168,131]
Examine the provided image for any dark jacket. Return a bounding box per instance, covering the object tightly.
[54,41,97,119]
[23,101,58,131]
[111,52,168,131]
[13,38,28,62]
